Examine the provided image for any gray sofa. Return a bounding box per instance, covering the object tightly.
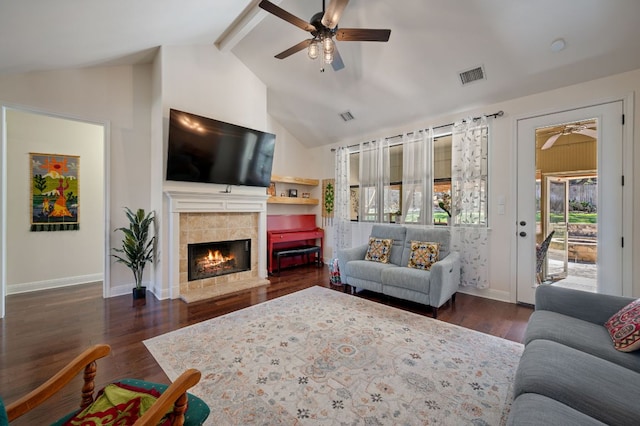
[337,224,460,318]
[509,285,640,425]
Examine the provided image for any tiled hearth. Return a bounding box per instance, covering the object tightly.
[165,190,269,302]
[180,212,259,294]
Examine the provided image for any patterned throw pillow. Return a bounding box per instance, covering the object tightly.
[364,238,393,263]
[407,241,439,271]
[605,299,640,352]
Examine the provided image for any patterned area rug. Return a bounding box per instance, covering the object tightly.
[144,286,523,425]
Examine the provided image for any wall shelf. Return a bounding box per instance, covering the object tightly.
[268,174,319,205]
[271,175,319,186]
[267,196,319,205]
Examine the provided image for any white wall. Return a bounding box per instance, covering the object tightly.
[5,109,104,293]
[155,45,273,298]
[158,45,270,200]
[0,52,321,303]
[310,67,640,301]
[266,115,322,218]
[0,65,153,296]
[3,51,635,305]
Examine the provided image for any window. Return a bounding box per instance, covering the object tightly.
[348,143,406,223]
[349,152,359,221]
[347,121,488,226]
[386,145,403,223]
[433,135,452,225]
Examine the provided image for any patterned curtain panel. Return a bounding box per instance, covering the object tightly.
[451,226,489,289]
[452,116,488,226]
[400,128,433,225]
[333,147,351,252]
[451,117,489,288]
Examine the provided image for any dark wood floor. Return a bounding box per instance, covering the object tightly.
[0,265,532,425]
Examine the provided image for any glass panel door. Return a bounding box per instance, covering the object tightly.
[546,177,569,281]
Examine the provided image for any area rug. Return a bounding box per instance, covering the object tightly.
[144,286,523,425]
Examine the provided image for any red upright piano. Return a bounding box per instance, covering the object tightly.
[267,214,324,274]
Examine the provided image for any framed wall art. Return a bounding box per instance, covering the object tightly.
[30,153,80,231]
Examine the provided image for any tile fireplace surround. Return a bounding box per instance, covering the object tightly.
[164,190,269,303]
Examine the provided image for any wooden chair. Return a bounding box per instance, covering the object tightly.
[1,344,209,426]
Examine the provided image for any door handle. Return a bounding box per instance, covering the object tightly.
[519,231,527,237]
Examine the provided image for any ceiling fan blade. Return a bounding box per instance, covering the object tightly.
[336,28,391,42]
[274,39,312,59]
[321,0,349,29]
[259,0,316,32]
[331,46,345,71]
[541,133,562,150]
[574,128,598,139]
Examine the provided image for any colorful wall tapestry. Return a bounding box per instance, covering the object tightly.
[322,178,334,227]
[30,153,79,231]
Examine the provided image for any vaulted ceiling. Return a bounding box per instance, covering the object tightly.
[2,0,640,148]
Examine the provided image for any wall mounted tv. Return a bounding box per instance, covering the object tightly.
[166,109,276,188]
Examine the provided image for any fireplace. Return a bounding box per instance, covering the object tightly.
[188,239,251,281]
[164,190,269,302]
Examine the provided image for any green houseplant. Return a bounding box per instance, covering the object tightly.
[112,207,156,301]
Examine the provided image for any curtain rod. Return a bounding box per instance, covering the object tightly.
[330,110,504,152]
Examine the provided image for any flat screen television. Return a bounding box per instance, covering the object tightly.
[166,109,276,188]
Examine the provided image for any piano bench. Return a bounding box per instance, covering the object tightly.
[273,245,322,276]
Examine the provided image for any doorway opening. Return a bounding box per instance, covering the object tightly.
[0,106,108,318]
[517,99,626,304]
[535,119,597,292]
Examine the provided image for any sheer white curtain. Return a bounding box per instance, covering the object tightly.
[400,128,432,224]
[333,147,351,251]
[451,116,489,289]
[359,139,390,222]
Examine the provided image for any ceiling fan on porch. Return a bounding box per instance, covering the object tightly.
[541,122,597,150]
[258,0,391,71]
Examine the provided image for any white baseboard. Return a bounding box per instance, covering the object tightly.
[109,283,134,298]
[108,281,166,299]
[7,274,103,295]
[458,286,511,303]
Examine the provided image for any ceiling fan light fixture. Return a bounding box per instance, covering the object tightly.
[308,40,320,60]
[322,36,334,54]
[259,0,391,71]
[324,49,334,65]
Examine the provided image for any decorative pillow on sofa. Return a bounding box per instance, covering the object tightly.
[364,238,393,263]
[605,298,640,352]
[407,241,439,271]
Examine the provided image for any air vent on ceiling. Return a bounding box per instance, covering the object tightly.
[459,66,486,85]
[339,111,355,122]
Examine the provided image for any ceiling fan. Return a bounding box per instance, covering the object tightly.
[541,123,597,150]
[258,0,391,71]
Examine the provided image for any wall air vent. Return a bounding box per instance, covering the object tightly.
[459,66,486,85]
[339,111,355,122]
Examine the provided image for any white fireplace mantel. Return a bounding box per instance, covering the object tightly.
[165,190,268,213]
[164,190,268,299]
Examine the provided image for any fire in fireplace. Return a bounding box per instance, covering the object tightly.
[188,239,251,281]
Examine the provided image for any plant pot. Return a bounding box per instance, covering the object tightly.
[133,286,147,305]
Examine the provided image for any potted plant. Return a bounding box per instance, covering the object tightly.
[112,207,156,302]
